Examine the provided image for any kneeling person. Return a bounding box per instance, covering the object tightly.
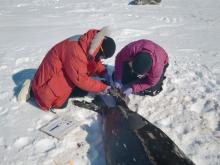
[18,27,116,111]
[114,39,169,96]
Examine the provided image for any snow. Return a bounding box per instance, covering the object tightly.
[0,0,220,164]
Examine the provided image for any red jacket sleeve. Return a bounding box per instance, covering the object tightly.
[64,55,107,93]
[94,60,107,76]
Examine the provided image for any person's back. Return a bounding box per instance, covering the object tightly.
[31,39,73,110]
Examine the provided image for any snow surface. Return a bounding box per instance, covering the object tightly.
[0,0,220,164]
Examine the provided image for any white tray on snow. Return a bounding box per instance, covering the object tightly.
[40,115,79,140]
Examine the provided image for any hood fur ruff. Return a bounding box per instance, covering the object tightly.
[88,26,111,56]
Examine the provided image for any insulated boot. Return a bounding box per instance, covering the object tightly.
[18,79,32,103]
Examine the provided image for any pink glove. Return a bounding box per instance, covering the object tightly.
[123,88,133,96]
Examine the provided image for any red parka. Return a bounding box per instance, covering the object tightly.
[32,29,107,111]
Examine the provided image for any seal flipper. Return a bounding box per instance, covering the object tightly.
[127,112,146,130]
[72,100,102,114]
[72,96,110,115]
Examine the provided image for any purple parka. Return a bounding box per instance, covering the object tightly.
[114,39,169,93]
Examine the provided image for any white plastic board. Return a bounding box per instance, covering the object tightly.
[40,116,79,140]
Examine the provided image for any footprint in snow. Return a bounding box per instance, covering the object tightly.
[154,16,183,24]
[15,57,30,66]
[0,137,7,149]
[0,137,5,146]
[0,91,9,100]
[190,99,206,113]
[13,137,33,150]
[16,3,28,7]
[0,65,7,70]
[34,138,56,153]
[120,29,153,39]
[11,106,19,110]
[0,107,8,116]
[149,16,183,29]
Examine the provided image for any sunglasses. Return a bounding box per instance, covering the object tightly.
[95,46,106,62]
[100,46,107,59]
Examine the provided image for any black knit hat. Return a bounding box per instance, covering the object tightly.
[101,36,116,58]
[132,52,152,75]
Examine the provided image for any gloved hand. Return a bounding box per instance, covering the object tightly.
[123,88,133,96]
[114,80,123,90]
[100,86,111,95]
[103,72,111,84]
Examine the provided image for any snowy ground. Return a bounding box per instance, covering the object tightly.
[0,0,220,164]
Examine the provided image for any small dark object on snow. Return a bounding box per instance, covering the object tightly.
[77,142,84,148]
[72,87,195,165]
[129,0,161,5]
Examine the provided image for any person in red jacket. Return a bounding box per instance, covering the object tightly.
[18,27,116,111]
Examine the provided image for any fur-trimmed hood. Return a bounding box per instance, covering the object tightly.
[88,26,111,56]
[79,26,112,59]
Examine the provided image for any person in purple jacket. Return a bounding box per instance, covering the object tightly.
[113,39,169,96]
